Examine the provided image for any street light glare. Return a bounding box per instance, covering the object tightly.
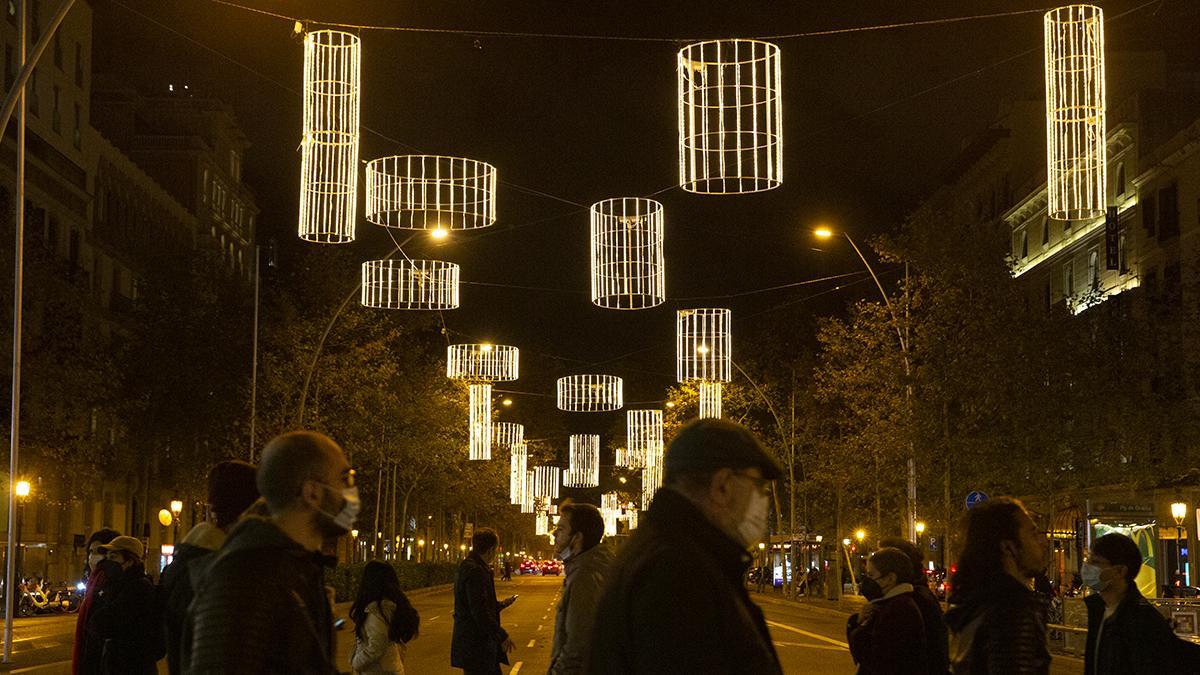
[431,227,449,240]
[170,499,183,515]
[14,481,30,498]
[502,398,513,406]
[854,529,866,541]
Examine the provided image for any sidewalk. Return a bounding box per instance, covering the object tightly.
[747,586,866,619]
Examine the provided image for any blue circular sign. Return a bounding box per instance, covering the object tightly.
[965,491,989,509]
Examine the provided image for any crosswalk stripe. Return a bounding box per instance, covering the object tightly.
[765,620,849,648]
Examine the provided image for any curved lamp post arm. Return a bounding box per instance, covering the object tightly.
[842,232,909,359]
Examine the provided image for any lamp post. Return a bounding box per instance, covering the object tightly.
[1172,501,1188,588]
[13,481,29,595]
[814,226,917,542]
[350,529,359,563]
[170,500,183,545]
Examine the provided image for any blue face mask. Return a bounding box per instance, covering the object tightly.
[1080,562,1108,591]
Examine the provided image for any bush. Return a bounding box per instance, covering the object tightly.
[329,559,459,602]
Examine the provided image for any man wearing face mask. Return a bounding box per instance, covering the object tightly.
[83,536,162,674]
[451,528,517,674]
[185,431,358,674]
[846,547,928,674]
[548,502,612,675]
[586,418,784,675]
[1082,532,1200,674]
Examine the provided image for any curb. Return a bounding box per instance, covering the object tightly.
[748,590,862,619]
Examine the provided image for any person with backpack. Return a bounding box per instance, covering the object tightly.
[349,560,421,674]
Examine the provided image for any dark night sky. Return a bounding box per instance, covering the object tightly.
[94,0,1197,407]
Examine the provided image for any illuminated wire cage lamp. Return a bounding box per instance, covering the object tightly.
[565,435,601,488]
[535,511,549,536]
[299,30,360,244]
[626,410,664,469]
[365,155,497,230]
[590,198,666,310]
[361,259,460,309]
[601,492,620,536]
[642,463,663,510]
[557,374,624,412]
[677,308,731,418]
[447,344,519,461]
[677,39,782,194]
[509,441,528,505]
[533,465,561,499]
[494,422,525,449]
[1044,5,1106,220]
[520,470,535,513]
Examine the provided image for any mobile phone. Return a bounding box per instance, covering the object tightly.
[334,618,347,631]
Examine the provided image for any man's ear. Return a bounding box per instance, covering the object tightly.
[708,468,735,507]
[299,478,321,509]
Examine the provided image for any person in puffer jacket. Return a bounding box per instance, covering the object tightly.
[350,560,420,674]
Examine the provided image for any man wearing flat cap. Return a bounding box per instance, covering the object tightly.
[85,535,162,673]
[586,418,784,675]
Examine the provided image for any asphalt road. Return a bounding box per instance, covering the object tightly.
[0,576,1085,674]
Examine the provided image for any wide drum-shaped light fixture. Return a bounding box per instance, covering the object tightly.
[678,39,782,194]
[626,409,664,469]
[590,198,666,310]
[1044,5,1106,220]
[365,155,497,230]
[299,30,360,244]
[447,344,520,382]
[642,463,663,510]
[468,384,492,461]
[533,465,561,499]
[565,434,600,488]
[494,422,525,449]
[509,441,527,505]
[361,259,460,310]
[557,374,624,412]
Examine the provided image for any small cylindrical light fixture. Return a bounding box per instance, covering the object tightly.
[556,374,624,412]
[677,309,732,382]
[509,441,528,506]
[1043,5,1106,220]
[533,465,561,499]
[590,197,666,310]
[678,39,783,194]
[642,463,663,510]
[535,511,549,536]
[299,30,361,243]
[365,155,497,230]
[468,384,492,461]
[565,434,600,489]
[699,381,723,419]
[361,259,460,310]
[520,470,535,513]
[447,343,519,461]
[626,409,664,469]
[494,422,525,449]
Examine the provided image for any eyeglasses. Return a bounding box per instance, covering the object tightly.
[731,472,771,494]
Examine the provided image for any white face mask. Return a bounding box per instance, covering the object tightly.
[317,484,361,532]
[736,489,770,548]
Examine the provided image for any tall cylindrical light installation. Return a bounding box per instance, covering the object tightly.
[299,30,360,243]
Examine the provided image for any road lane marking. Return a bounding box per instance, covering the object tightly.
[765,620,849,648]
[428,615,440,621]
[536,624,542,631]
[510,662,524,674]
[774,640,849,651]
[527,639,536,647]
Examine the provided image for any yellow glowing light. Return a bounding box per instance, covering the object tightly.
[460,544,467,551]
[351,529,359,538]
[430,227,449,240]
[842,538,851,547]
[14,481,30,498]
[696,344,710,355]
[855,529,866,542]
[590,197,666,310]
[1172,502,1188,526]
[418,539,425,547]
[170,500,183,515]
[533,466,561,500]
[446,343,519,461]
[618,476,627,484]
[299,30,361,244]
[1044,5,1106,220]
[468,384,492,461]
[665,401,676,408]
[158,509,173,527]
[813,227,833,239]
[502,398,513,406]
[642,464,662,509]
[510,441,528,506]
[915,521,926,535]
[678,309,731,420]
[678,39,783,194]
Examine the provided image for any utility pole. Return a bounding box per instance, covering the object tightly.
[249,244,260,462]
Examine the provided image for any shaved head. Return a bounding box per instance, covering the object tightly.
[258,431,347,513]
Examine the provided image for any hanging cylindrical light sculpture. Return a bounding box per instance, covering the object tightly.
[626,409,663,469]
[520,470,535,513]
[468,384,492,461]
[533,465,561,499]
[565,435,600,488]
[1044,5,1106,220]
[365,155,497,230]
[509,441,528,505]
[299,30,361,244]
[678,39,782,194]
[556,374,624,412]
[535,511,549,536]
[494,422,525,449]
[698,381,723,419]
[642,463,663,510]
[361,259,460,310]
[589,197,666,310]
[678,308,731,419]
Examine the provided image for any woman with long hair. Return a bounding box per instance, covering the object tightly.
[350,561,420,674]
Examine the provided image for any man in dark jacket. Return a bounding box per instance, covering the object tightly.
[185,431,359,674]
[451,527,516,674]
[881,536,950,675]
[159,460,258,675]
[549,502,614,675]
[847,547,928,674]
[944,497,1051,675]
[586,418,784,675]
[1082,532,1200,674]
[84,536,161,675]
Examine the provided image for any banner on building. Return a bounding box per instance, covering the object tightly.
[1105,206,1119,270]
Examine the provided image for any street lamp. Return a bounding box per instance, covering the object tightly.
[855,529,866,543]
[170,500,183,545]
[813,225,916,541]
[1172,501,1188,587]
[915,521,926,535]
[13,482,29,591]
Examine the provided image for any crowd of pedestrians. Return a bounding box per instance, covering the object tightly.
[59,421,1200,674]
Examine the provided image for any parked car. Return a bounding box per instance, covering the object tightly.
[540,559,562,576]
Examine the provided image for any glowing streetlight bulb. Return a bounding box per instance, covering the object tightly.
[696,344,710,355]
[758,542,765,550]
[665,401,676,408]
[431,227,449,240]
[170,500,183,516]
[351,529,359,538]
[915,521,926,535]
[1172,502,1188,526]
[842,538,851,547]
[14,481,30,498]
[813,227,833,239]
[502,398,513,406]
[418,539,426,547]
[855,529,866,542]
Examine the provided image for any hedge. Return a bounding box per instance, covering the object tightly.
[329,560,459,602]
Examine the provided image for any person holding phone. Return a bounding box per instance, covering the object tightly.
[451,528,516,675]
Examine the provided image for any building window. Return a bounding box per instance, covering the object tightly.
[1143,193,1157,238]
[1041,217,1050,247]
[1115,163,1126,197]
[1063,260,1075,298]
[52,32,61,69]
[1020,229,1028,260]
[28,68,38,116]
[74,42,82,87]
[73,102,80,149]
[1088,250,1099,291]
[4,46,12,92]
[229,149,240,182]
[5,0,13,25]
[1118,231,1128,274]
[50,84,60,133]
[1158,183,1179,239]
[30,0,39,40]
[202,168,208,203]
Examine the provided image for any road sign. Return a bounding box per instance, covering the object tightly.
[965,491,989,509]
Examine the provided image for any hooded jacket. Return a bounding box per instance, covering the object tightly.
[549,541,614,675]
[184,516,336,674]
[1083,585,1200,675]
[159,521,226,675]
[585,488,782,675]
[944,574,1050,675]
